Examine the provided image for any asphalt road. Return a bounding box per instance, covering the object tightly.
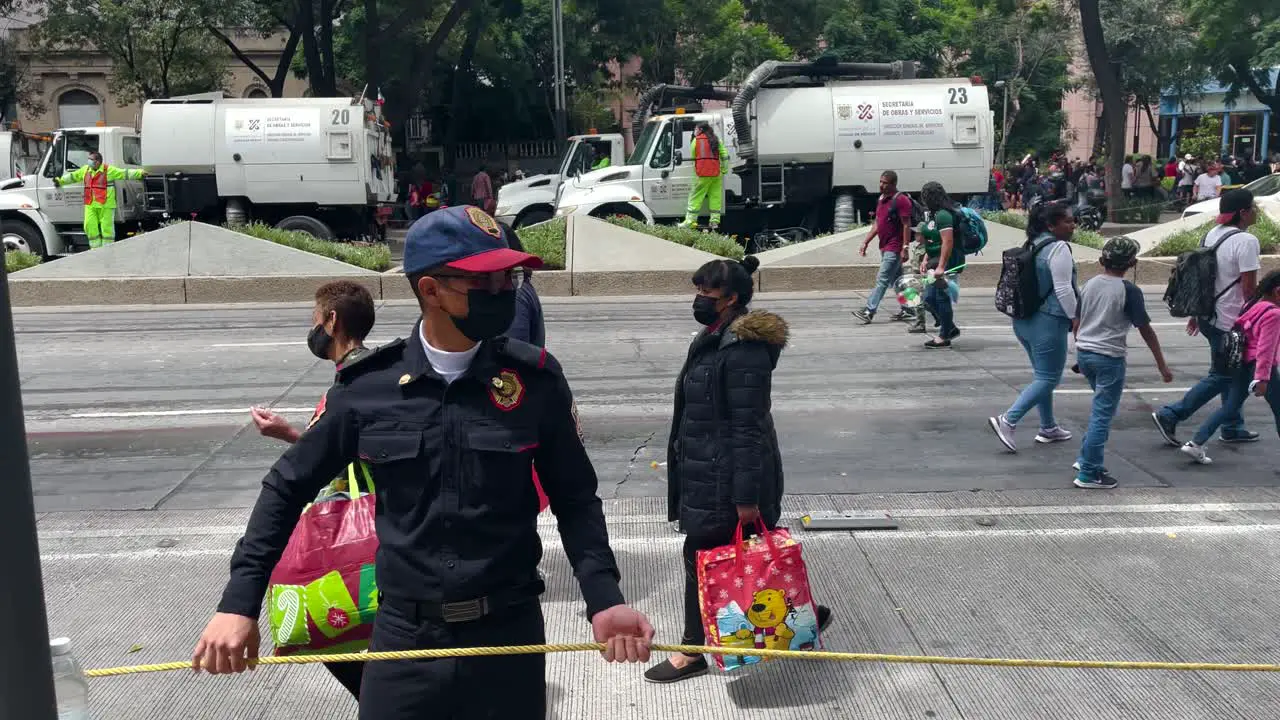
[15,289,1280,719]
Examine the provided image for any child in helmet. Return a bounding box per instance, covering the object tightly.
[1072,236,1174,488]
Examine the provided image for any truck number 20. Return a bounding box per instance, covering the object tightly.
[947,88,968,105]
[331,109,351,125]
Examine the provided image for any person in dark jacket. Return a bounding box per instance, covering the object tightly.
[643,256,831,684]
[500,222,546,347]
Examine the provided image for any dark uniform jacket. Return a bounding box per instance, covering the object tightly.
[666,309,789,536]
[217,326,624,621]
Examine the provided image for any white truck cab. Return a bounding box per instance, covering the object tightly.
[495,133,625,227]
[0,126,147,257]
[555,111,738,224]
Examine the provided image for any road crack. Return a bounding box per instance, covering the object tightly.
[613,430,657,499]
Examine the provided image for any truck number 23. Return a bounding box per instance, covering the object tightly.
[947,88,968,105]
[331,109,351,125]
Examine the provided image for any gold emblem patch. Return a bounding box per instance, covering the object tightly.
[465,206,502,240]
[488,369,524,411]
[398,374,412,386]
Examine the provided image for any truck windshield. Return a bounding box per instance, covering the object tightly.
[628,122,661,166]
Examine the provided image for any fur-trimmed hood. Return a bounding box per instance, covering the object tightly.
[727,310,789,347]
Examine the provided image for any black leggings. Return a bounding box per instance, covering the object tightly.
[324,660,364,699]
[680,527,740,650]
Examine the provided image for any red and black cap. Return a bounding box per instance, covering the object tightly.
[403,205,544,275]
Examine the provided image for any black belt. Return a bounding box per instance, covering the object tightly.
[382,583,541,624]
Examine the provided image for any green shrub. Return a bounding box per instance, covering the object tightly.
[229,223,392,271]
[4,250,41,273]
[1148,214,1279,257]
[517,219,567,270]
[605,216,744,260]
[1072,230,1106,250]
[981,210,1027,230]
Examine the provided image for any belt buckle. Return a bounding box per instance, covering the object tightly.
[441,597,488,623]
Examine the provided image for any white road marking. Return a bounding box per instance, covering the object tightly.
[37,524,1280,562]
[40,502,1280,541]
[956,322,1186,331]
[212,339,396,348]
[66,407,316,419]
[55,385,1193,419]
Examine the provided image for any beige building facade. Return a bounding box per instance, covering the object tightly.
[10,28,307,133]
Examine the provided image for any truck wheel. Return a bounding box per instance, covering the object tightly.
[515,209,554,228]
[1,218,47,259]
[274,215,336,241]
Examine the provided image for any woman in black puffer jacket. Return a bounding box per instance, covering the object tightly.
[643,256,831,684]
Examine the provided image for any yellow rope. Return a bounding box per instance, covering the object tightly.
[84,643,1280,678]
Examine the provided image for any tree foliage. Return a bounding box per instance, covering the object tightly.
[32,0,230,103]
[1184,0,1280,115]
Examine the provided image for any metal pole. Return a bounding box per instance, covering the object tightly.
[999,83,1010,166]
[0,224,58,720]
[551,0,567,146]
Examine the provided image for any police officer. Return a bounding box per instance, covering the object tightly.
[193,205,654,719]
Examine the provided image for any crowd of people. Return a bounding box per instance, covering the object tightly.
[856,165,1278,490]
[988,150,1277,213]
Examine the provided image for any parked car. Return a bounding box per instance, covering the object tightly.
[1182,172,1280,220]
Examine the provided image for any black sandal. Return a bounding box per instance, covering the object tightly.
[643,655,709,684]
[924,338,951,349]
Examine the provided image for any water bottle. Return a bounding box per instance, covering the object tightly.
[50,637,91,720]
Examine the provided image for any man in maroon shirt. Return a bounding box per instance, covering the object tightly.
[853,170,914,323]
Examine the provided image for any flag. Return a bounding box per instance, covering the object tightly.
[376,88,385,106]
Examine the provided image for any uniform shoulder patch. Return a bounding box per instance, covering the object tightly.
[336,338,405,381]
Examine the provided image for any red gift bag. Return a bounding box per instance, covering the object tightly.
[267,464,380,656]
[696,521,823,671]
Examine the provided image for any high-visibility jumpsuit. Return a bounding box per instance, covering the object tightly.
[682,130,730,228]
[592,155,611,170]
[57,164,146,248]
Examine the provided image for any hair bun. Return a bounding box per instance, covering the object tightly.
[740,255,760,275]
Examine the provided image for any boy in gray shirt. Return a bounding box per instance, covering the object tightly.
[1072,236,1173,489]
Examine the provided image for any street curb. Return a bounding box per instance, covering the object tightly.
[8,256,1278,306]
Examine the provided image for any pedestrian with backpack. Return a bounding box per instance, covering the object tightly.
[853,171,916,324]
[988,201,1079,452]
[911,182,965,348]
[1153,189,1263,447]
[1071,237,1174,489]
[1177,269,1280,464]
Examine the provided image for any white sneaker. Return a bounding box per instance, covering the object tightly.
[1179,441,1213,465]
[1035,426,1073,443]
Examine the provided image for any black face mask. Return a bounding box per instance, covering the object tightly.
[307,324,334,360]
[450,289,516,342]
[692,295,721,326]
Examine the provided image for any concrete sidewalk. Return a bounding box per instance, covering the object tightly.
[43,490,1280,720]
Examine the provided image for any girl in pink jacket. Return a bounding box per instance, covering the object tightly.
[1181,269,1280,464]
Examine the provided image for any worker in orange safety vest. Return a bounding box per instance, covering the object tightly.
[681,123,729,231]
[53,151,146,248]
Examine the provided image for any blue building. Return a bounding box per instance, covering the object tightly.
[1159,69,1279,162]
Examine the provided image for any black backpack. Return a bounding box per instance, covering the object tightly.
[887,192,926,231]
[995,237,1058,319]
[1218,304,1278,374]
[1163,228,1243,320]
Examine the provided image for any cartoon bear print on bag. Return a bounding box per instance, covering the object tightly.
[734,589,796,650]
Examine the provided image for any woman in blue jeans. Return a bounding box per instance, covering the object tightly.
[988,201,1079,451]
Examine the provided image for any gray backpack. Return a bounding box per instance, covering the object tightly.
[1163,228,1242,320]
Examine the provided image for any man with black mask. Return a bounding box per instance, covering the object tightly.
[194,205,653,720]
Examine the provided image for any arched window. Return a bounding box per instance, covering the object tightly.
[57,89,103,128]
[245,87,269,99]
